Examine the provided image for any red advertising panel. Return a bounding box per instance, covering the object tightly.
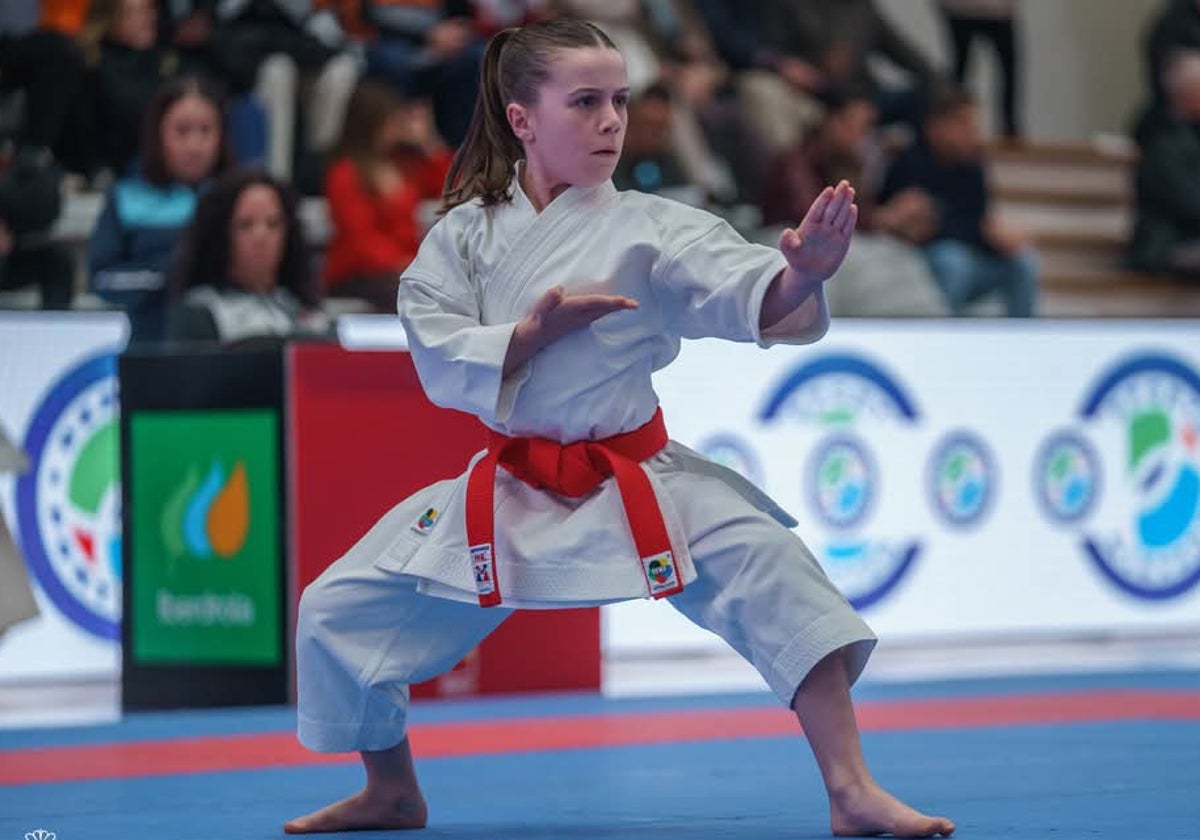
[287,344,600,699]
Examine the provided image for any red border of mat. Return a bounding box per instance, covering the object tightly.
[2,690,1198,786]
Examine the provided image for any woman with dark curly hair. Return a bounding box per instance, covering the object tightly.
[167,168,331,343]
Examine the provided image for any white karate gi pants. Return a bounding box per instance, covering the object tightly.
[296,469,877,753]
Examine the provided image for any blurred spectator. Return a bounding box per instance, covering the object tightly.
[766,0,939,129]
[168,169,331,343]
[938,0,1022,140]
[89,76,237,342]
[555,0,662,92]
[468,0,550,36]
[760,86,882,228]
[612,83,691,196]
[81,0,200,178]
[323,79,452,313]
[0,143,74,310]
[0,0,91,175]
[692,0,824,154]
[649,0,773,203]
[1130,50,1200,280]
[759,85,947,317]
[356,0,484,148]
[1145,0,1200,111]
[880,86,1037,317]
[162,0,360,181]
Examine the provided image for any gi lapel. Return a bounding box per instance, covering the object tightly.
[482,177,619,323]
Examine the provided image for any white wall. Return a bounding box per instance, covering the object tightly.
[876,0,1165,141]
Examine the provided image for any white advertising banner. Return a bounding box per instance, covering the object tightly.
[606,320,1200,653]
[0,313,128,681]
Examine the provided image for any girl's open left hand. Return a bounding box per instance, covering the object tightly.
[779,181,858,285]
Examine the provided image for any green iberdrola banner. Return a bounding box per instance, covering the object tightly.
[130,410,280,665]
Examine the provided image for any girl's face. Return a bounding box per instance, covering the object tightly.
[161,94,222,184]
[511,46,628,189]
[113,0,157,50]
[229,184,286,293]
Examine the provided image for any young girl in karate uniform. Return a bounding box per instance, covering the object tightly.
[287,17,955,839]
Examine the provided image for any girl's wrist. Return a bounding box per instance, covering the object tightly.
[504,317,539,377]
[781,264,823,299]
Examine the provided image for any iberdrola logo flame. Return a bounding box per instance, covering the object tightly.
[161,461,250,564]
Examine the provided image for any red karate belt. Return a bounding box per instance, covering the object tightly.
[465,408,683,607]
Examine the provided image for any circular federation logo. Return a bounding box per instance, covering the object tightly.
[1033,431,1101,525]
[927,431,996,528]
[807,434,876,530]
[1078,354,1200,599]
[14,354,122,639]
[696,433,764,487]
[760,353,922,610]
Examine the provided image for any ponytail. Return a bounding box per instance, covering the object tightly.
[439,18,617,214]
[441,28,524,212]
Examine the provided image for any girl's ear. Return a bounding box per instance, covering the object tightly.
[507,102,534,144]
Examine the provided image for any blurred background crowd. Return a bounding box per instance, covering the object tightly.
[2,0,1200,344]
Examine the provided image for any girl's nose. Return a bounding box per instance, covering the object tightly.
[599,104,622,133]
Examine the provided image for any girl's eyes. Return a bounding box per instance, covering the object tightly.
[573,94,629,109]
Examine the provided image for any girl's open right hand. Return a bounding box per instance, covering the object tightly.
[503,286,638,376]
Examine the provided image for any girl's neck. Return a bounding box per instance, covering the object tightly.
[519,159,570,213]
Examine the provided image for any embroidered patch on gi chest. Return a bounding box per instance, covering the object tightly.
[643,551,678,595]
[411,507,440,535]
[471,544,496,596]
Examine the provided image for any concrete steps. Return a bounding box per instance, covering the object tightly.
[987,139,1200,317]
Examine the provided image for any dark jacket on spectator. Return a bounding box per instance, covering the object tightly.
[88,176,202,342]
[879,141,988,249]
[90,41,183,175]
[691,0,776,72]
[766,0,936,90]
[1129,116,1200,273]
[170,0,348,46]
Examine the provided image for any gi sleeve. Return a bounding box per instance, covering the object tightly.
[651,201,829,347]
[398,214,531,425]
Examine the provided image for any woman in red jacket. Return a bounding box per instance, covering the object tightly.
[323,79,453,312]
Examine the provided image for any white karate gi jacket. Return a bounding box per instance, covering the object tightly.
[387,175,830,608]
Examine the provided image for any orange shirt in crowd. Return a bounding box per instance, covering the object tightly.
[322,148,454,288]
[40,0,90,35]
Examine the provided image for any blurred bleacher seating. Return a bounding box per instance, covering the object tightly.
[2,139,1199,319]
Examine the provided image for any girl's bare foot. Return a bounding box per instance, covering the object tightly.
[830,780,955,838]
[284,787,428,834]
